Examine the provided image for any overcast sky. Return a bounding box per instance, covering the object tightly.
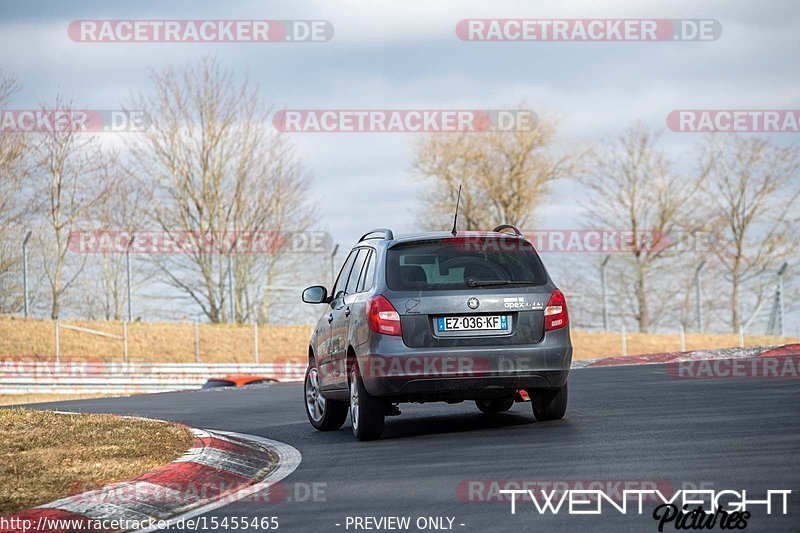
[1,0,799,329]
[1,0,798,244]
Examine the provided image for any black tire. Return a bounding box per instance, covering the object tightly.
[304,362,348,431]
[475,398,515,413]
[531,383,568,421]
[349,365,385,441]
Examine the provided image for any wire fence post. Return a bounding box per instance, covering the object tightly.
[679,325,686,352]
[54,320,60,367]
[194,320,200,363]
[126,237,134,323]
[621,324,627,356]
[330,244,339,287]
[123,321,129,364]
[777,262,787,337]
[228,254,234,324]
[253,321,259,364]
[600,255,610,332]
[22,230,32,318]
[694,261,705,332]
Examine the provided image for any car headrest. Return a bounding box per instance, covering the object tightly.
[388,265,429,289]
[464,262,497,281]
[400,265,427,283]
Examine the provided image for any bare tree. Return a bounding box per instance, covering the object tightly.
[412,112,575,230]
[74,166,146,320]
[581,123,702,333]
[0,70,30,313]
[699,135,800,332]
[29,95,116,319]
[127,57,316,323]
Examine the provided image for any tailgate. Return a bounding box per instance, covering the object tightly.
[388,292,548,348]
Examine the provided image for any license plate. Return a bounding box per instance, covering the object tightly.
[437,315,508,332]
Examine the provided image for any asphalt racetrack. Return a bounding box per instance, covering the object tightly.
[22,362,800,533]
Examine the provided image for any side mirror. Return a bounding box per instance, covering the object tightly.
[302,285,329,304]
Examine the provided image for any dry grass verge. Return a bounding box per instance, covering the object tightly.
[0,409,193,514]
[0,394,123,407]
[569,331,795,360]
[1,315,795,364]
[0,315,308,363]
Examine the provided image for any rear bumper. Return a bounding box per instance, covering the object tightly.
[356,327,572,400]
[363,372,568,402]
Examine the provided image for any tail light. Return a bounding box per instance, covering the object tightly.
[366,295,402,336]
[544,289,568,331]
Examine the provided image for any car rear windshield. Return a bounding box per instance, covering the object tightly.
[386,237,548,291]
[203,379,235,388]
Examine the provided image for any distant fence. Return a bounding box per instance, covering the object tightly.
[0,317,312,364]
[0,361,307,394]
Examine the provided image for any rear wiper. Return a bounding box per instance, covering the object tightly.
[466,279,535,287]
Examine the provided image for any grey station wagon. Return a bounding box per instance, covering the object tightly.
[301,226,572,440]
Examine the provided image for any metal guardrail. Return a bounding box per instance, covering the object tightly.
[0,361,308,394]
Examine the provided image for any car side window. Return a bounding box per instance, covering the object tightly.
[346,249,368,294]
[333,250,357,298]
[357,250,375,292]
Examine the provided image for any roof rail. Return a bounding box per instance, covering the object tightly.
[358,228,394,242]
[492,224,522,236]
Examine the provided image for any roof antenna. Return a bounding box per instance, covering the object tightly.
[450,184,462,236]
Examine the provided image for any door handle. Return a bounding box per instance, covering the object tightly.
[328,313,333,323]
[345,307,351,317]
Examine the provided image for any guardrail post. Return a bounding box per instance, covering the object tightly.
[621,325,627,357]
[55,319,60,366]
[194,320,200,363]
[679,325,686,352]
[254,322,259,364]
[123,321,129,364]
